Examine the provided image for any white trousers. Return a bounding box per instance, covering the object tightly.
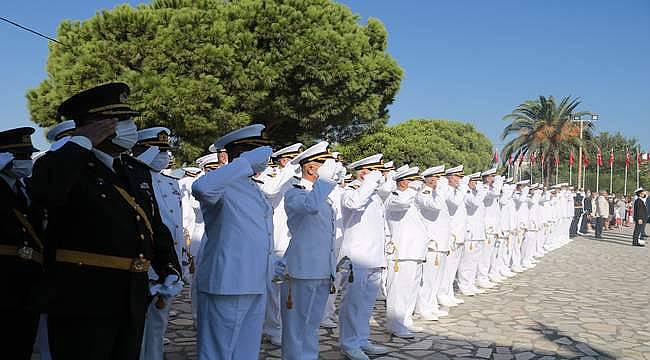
[439,246,462,299]
[140,295,173,360]
[281,278,330,360]
[521,230,538,267]
[386,260,422,334]
[415,251,446,316]
[497,234,512,275]
[480,235,497,282]
[535,227,547,256]
[197,292,265,360]
[322,271,347,322]
[511,231,523,269]
[339,267,381,352]
[457,241,483,291]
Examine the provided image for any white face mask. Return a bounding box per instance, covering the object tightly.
[111,119,138,150]
[150,151,171,172]
[6,159,33,178]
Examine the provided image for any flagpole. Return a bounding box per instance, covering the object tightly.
[609,149,613,194]
[624,163,628,195]
[637,147,640,189]
[596,163,600,191]
[569,164,572,186]
[582,164,586,189]
[556,162,559,184]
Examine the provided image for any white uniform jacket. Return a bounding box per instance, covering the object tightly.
[499,184,515,234]
[192,157,273,295]
[483,183,501,236]
[446,185,468,246]
[283,178,337,279]
[258,164,300,255]
[415,185,451,252]
[385,188,428,261]
[465,186,487,241]
[340,179,386,269]
[150,171,184,280]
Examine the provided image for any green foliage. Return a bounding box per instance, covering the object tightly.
[501,95,592,185]
[27,0,403,162]
[337,119,493,173]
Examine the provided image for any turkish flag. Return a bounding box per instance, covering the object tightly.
[583,151,590,167]
[569,152,575,166]
[530,152,537,165]
[625,149,631,167]
[508,154,514,165]
[609,149,614,166]
[554,153,560,166]
[638,150,642,165]
[596,147,604,167]
[518,152,525,166]
[494,150,499,164]
[541,153,545,165]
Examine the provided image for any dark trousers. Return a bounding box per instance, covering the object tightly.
[0,308,39,360]
[49,311,145,360]
[634,221,646,244]
[570,209,582,236]
[642,217,648,237]
[579,214,589,233]
[595,217,604,238]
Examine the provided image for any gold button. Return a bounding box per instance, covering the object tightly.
[136,215,141,221]
[140,234,145,240]
[101,194,107,198]
[22,228,26,232]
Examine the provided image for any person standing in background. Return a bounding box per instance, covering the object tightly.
[594,191,609,239]
[632,188,647,247]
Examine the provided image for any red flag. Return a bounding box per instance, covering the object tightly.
[518,152,525,166]
[596,147,604,167]
[541,153,545,165]
[609,149,614,166]
[625,149,631,167]
[583,151,590,168]
[569,151,575,166]
[493,150,499,164]
[530,152,537,165]
[554,153,560,166]
[638,149,642,165]
[508,154,513,165]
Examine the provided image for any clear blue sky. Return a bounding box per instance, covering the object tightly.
[1,0,649,152]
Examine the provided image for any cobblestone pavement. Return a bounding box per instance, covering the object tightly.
[160,227,650,359]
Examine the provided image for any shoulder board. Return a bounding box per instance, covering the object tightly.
[293,176,301,181]
[292,184,306,189]
[391,191,399,196]
[347,184,360,190]
[267,172,277,178]
[422,189,431,195]
[252,178,264,184]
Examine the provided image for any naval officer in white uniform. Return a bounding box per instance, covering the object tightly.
[259,143,303,346]
[280,141,340,359]
[192,124,274,360]
[339,154,390,360]
[133,127,184,360]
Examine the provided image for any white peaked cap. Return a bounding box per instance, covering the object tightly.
[272,143,303,158]
[137,127,170,141]
[211,124,266,152]
[290,141,333,165]
[383,161,395,170]
[332,151,341,159]
[395,166,420,181]
[196,153,220,168]
[481,167,497,177]
[516,179,531,186]
[445,165,464,176]
[468,172,481,180]
[422,165,445,177]
[395,164,409,173]
[635,187,644,194]
[347,153,383,170]
[46,120,76,142]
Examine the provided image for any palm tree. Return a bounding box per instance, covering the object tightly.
[501,95,592,185]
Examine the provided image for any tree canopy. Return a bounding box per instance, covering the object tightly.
[27,0,403,162]
[336,119,493,173]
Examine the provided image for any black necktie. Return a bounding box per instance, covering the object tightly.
[15,180,29,208]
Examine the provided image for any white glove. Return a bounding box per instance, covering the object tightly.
[335,164,347,182]
[409,180,423,190]
[241,146,273,174]
[364,170,383,185]
[460,176,470,187]
[0,152,14,171]
[386,170,396,182]
[317,159,338,182]
[135,146,160,166]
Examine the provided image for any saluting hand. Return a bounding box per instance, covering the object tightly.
[72,119,118,147]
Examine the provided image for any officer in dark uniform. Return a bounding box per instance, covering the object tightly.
[570,189,584,237]
[31,83,181,359]
[580,190,593,235]
[0,127,43,359]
